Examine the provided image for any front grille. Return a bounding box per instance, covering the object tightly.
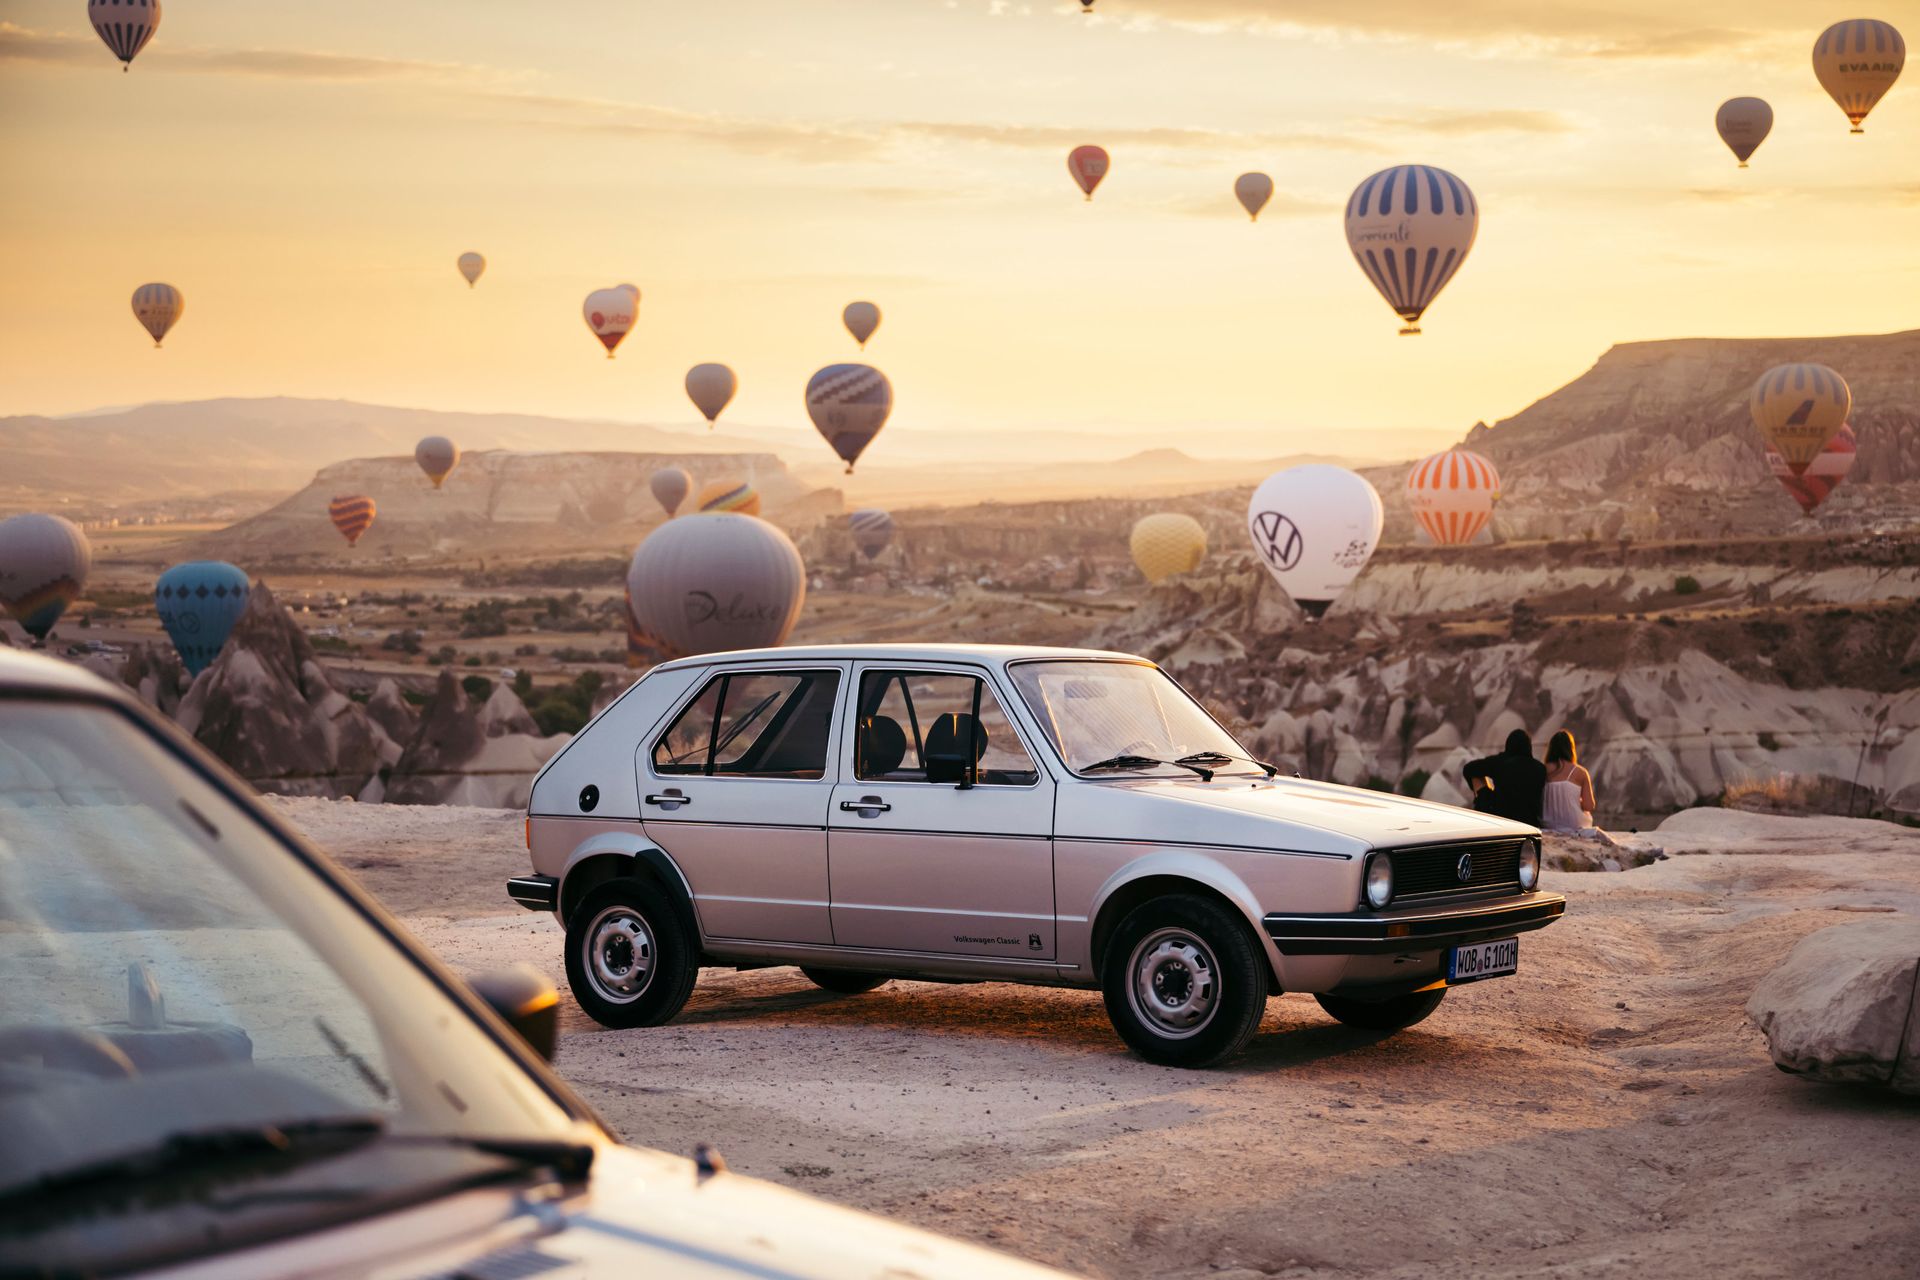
[1384,837,1526,903]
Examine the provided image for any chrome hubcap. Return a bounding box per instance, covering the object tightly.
[584,905,655,1003]
[1128,928,1219,1039]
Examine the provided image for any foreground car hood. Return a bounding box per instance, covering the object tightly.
[1056,775,1534,856]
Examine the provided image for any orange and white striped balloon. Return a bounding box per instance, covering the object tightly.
[1405,449,1501,546]
[328,494,376,547]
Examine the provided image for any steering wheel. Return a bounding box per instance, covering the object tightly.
[0,1026,140,1079]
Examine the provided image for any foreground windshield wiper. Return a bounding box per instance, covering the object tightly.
[1176,751,1279,778]
[1083,754,1213,781]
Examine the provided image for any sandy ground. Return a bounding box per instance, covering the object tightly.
[270,797,1920,1279]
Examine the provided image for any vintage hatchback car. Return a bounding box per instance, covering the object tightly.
[0,649,1068,1279]
[519,644,1565,1067]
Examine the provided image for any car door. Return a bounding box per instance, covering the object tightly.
[636,662,846,946]
[827,663,1057,960]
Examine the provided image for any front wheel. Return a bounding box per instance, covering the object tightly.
[800,968,891,995]
[564,879,697,1029]
[1101,894,1268,1068]
[1314,988,1446,1032]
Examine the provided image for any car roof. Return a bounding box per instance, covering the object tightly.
[652,642,1150,672]
[0,645,125,697]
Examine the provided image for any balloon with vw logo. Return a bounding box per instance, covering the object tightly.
[1245,465,1383,619]
[1343,165,1477,335]
[625,514,806,660]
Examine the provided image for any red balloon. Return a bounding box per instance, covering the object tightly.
[1068,145,1110,201]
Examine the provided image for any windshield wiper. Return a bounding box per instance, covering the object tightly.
[1177,751,1279,778]
[1083,754,1213,781]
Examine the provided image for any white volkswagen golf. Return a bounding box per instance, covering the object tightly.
[519,644,1564,1067]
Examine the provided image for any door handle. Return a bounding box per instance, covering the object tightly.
[645,792,691,807]
[840,797,891,815]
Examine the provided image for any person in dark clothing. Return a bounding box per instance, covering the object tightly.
[1462,729,1548,826]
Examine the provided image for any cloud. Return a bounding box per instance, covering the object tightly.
[0,22,502,83]
[1167,191,1340,219]
[891,120,1382,153]
[1359,109,1576,136]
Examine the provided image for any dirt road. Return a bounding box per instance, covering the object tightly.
[276,798,1920,1279]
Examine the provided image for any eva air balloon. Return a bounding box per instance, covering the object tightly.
[1715,98,1773,167]
[0,514,92,644]
[1246,465,1382,619]
[90,0,161,70]
[685,363,737,426]
[650,466,692,517]
[415,436,458,488]
[1234,172,1274,221]
[155,561,250,677]
[849,509,895,560]
[457,252,485,287]
[1405,449,1501,546]
[806,364,892,473]
[843,301,881,349]
[1813,19,1904,133]
[583,285,636,358]
[625,514,806,659]
[1068,145,1110,201]
[132,283,183,348]
[1344,165,1477,335]
[1750,363,1851,475]
[1130,514,1206,583]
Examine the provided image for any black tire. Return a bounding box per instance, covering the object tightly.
[564,878,697,1029]
[1101,893,1268,1068]
[1314,988,1446,1032]
[800,967,891,995]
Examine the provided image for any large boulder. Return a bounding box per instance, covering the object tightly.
[1746,921,1920,1096]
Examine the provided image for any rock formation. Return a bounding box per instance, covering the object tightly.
[382,669,567,808]
[1746,921,1920,1096]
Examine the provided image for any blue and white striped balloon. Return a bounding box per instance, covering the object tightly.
[849,509,895,560]
[1343,165,1478,336]
[805,364,893,474]
[89,0,161,70]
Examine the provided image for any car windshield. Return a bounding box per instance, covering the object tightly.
[1008,661,1260,777]
[0,699,581,1267]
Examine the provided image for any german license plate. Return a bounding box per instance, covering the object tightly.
[1448,937,1518,984]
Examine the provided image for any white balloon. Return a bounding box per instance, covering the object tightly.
[685,363,738,425]
[1245,465,1382,618]
[625,514,807,659]
[583,286,637,357]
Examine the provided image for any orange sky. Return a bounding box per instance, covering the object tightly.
[2,0,1916,460]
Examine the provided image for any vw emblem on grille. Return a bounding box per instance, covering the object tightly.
[1456,852,1474,882]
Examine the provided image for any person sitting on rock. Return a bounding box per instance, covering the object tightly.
[1540,730,1597,834]
[1462,728,1548,827]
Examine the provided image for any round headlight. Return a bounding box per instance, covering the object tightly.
[1518,839,1541,891]
[1364,853,1394,909]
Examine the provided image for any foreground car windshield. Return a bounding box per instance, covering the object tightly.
[0,700,578,1267]
[1009,661,1259,776]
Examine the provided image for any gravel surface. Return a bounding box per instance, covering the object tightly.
[270,797,1920,1279]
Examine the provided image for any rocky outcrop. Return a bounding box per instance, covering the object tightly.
[1746,921,1920,1095]
[365,677,418,745]
[382,670,566,808]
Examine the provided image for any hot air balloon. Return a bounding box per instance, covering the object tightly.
[650,466,692,517]
[1405,449,1501,546]
[849,509,895,560]
[415,436,459,489]
[1068,145,1110,201]
[1813,19,1905,132]
[1235,172,1274,221]
[0,515,92,645]
[1246,465,1382,619]
[328,495,376,547]
[1080,0,1095,12]
[583,286,636,358]
[1750,363,1851,475]
[1715,98,1773,167]
[1129,514,1207,584]
[843,301,881,349]
[132,283,182,347]
[625,514,807,659]
[457,252,485,287]
[1767,424,1858,516]
[154,561,249,677]
[805,364,893,474]
[696,480,761,516]
[1344,165,1478,335]
[685,363,738,426]
[89,0,160,70]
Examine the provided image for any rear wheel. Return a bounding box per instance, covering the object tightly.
[1101,894,1268,1068]
[1314,988,1446,1032]
[800,967,891,995]
[565,879,697,1029]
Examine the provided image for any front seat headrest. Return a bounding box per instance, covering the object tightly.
[924,713,988,784]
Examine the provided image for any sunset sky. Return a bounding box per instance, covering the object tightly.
[2,0,1916,460]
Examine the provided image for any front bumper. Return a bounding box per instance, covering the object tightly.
[1263,891,1566,956]
[508,874,558,912]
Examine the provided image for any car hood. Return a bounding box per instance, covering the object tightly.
[1055,774,1536,856]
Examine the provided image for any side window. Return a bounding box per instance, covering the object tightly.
[651,670,842,779]
[854,670,1038,786]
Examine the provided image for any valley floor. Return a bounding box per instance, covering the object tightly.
[275,799,1920,1280]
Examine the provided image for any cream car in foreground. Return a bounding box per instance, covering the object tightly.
[518,644,1566,1067]
[0,650,1067,1279]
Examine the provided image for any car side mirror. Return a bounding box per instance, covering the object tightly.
[469,964,560,1061]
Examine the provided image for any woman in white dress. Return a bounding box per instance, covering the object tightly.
[1540,730,1596,834]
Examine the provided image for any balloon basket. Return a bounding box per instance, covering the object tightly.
[1398,325,1421,337]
